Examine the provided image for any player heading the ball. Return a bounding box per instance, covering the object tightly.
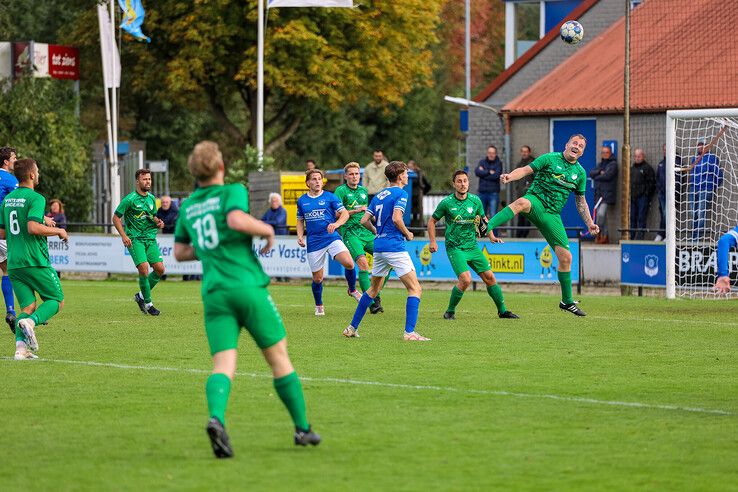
[343,161,429,341]
[428,170,518,320]
[174,141,320,458]
[487,134,599,316]
[296,168,361,316]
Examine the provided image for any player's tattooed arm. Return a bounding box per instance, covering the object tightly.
[575,194,599,235]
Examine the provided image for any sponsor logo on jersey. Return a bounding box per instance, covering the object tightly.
[304,209,327,220]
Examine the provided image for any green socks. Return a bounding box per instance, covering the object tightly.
[30,300,60,326]
[489,206,515,230]
[15,312,29,342]
[558,271,574,304]
[446,286,464,313]
[138,275,152,303]
[486,284,507,314]
[273,371,310,431]
[358,270,371,293]
[148,271,161,290]
[206,373,232,426]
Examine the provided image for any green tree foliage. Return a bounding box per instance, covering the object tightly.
[0,78,93,221]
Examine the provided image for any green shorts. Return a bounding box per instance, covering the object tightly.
[522,194,570,250]
[9,266,64,308]
[202,286,286,355]
[128,239,163,267]
[343,233,374,260]
[447,247,491,276]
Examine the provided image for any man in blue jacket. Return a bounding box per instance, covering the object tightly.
[588,146,618,244]
[689,141,723,240]
[474,145,503,218]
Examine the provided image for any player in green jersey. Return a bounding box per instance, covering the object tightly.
[487,134,599,316]
[334,162,386,314]
[0,158,68,360]
[112,169,166,316]
[428,170,518,320]
[174,141,319,458]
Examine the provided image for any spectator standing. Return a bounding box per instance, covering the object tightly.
[363,150,389,202]
[46,199,68,230]
[588,146,618,244]
[261,192,289,235]
[688,140,723,240]
[655,144,684,241]
[407,160,430,226]
[474,145,503,218]
[306,159,316,171]
[155,195,178,234]
[512,146,535,237]
[630,148,656,240]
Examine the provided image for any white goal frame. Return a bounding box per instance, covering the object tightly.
[665,108,738,299]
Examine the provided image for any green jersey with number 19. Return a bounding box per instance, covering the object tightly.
[0,187,51,269]
[174,184,269,292]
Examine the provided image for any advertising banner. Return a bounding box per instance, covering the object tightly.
[48,44,80,80]
[621,242,666,287]
[674,240,738,287]
[280,174,308,230]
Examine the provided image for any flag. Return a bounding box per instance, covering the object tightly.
[97,4,121,88]
[118,0,151,43]
[268,0,352,7]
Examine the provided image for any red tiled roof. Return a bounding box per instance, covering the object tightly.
[504,0,738,115]
[473,0,600,103]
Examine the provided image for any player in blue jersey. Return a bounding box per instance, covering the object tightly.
[343,161,429,341]
[0,147,19,332]
[296,169,361,316]
[714,225,738,294]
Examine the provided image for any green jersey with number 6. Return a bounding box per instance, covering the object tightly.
[0,187,51,269]
[174,184,269,292]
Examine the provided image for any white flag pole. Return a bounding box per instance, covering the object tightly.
[109,0,121,211]
[98,4,116,226]
[257,0,265,168]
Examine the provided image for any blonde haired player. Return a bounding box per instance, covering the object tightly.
[174,141,320,458]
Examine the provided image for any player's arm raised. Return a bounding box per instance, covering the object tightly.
[227,210,275,253]
[575,194,599,235]
[392,208,413,241]
[500,165,534,185]
[360,211,377,235]
[427,217,439,252]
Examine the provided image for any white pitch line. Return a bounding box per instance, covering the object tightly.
[1,357,733,417]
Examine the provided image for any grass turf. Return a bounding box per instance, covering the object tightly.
[0,280,736,491]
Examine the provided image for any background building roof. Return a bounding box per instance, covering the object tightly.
[503,0,738,115]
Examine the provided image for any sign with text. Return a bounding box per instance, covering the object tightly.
[621,242,666,287]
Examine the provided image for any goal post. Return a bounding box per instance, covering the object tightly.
[666,109,738,299]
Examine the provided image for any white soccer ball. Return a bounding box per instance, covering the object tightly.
[560,20,584,45]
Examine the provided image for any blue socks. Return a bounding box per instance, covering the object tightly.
[345,267,357,292]
[311,281,323,306]
[405,296,421,333]
[350,292,375,329]
[2,276,14,315]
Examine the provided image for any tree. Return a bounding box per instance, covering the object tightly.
[0,77,93,221]
[118,0,445,154]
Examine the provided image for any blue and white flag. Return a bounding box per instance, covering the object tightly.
[118,0,151,43]
[268,0,352,7]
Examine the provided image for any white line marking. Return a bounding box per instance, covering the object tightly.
[1,357,733,416]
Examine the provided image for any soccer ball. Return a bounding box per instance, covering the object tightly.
[560,20,584,45]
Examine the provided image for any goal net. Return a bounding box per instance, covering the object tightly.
[666,109,738,299]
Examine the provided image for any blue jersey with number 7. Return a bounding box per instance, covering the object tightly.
[367,187,408,253]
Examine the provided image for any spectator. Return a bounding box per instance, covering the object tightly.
[363,149,389,201]
[630,148,656,240]
[407,160,430,226]
[261,192,288,235]
[474,145,503,218]
[512,145,535,238]
[589,146,618,244]
[155,195,178,234]
[306,159,316,171]
[688,140,723,240]
[655,144,683,241]
[45,199,67,230]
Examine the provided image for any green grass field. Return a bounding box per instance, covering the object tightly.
[1,280,736,491]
